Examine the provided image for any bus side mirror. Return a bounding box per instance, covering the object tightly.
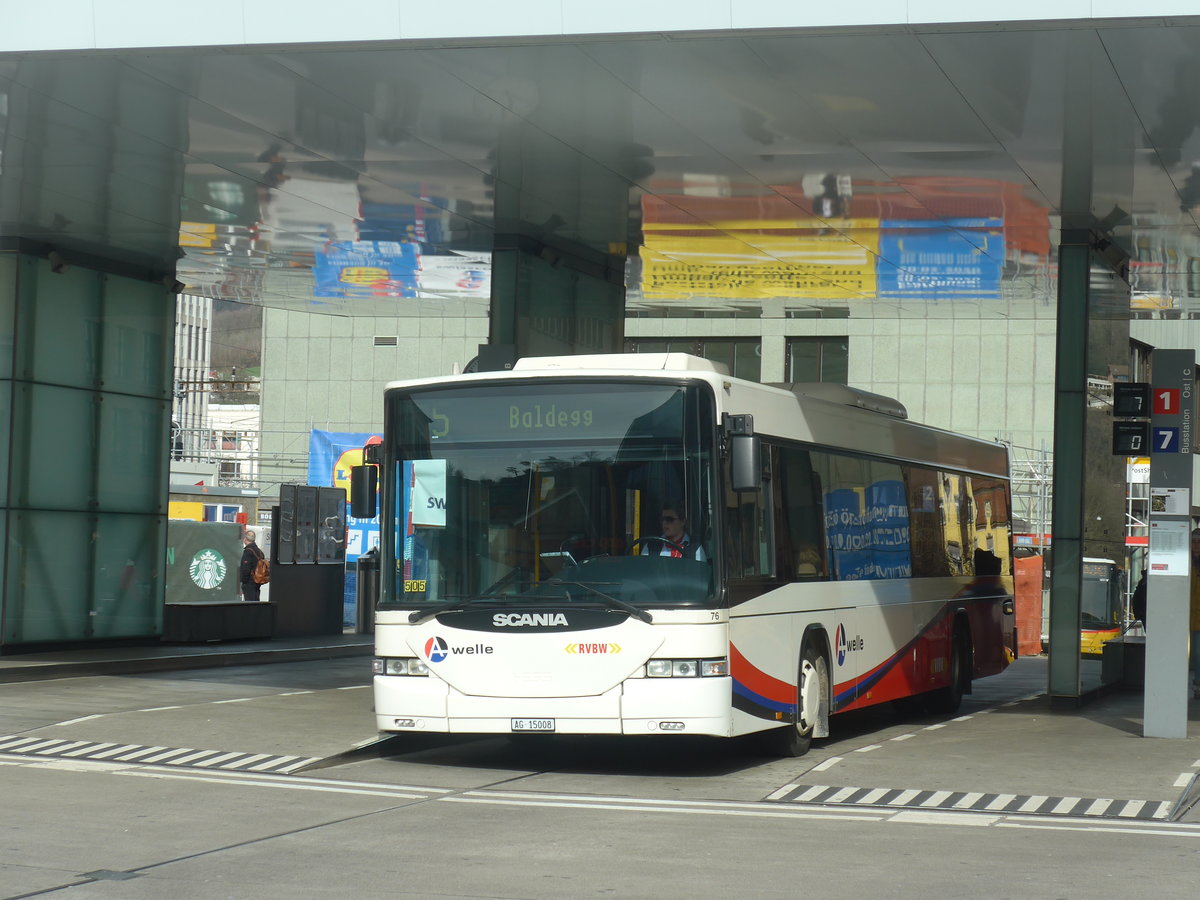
[730,435,761,492]
[350,466,378,518]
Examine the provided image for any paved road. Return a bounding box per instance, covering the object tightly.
[2,657,1198,898]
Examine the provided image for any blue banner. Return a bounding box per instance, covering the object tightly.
[877,222,1004,300]
[312,240,420,298]
[307,430,381,563]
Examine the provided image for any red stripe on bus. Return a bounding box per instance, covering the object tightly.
[729,644,795,704]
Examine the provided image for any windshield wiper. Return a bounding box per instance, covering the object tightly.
[548,579,653,624]
[408,595,496,624]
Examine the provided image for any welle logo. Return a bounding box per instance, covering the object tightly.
[835,624,864,666]
[423,636,493,663]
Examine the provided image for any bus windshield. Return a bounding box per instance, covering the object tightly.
[382,380,717,611]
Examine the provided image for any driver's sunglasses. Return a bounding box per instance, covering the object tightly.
[660,515,679,523]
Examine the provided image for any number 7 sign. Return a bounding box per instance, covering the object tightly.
[1153,427,1180,453]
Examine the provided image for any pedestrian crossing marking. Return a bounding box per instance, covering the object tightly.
[768,783,1172,820]
[0,734,319,775]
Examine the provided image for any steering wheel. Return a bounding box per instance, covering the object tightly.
[628,536,686,557]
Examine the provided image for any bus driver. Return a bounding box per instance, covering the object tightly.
[642,501,707,562]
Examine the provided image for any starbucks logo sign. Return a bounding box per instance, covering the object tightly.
[189,549,227,590]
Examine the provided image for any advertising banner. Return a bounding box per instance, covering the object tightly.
[165,521,243,603]
[312,240,420,298]
[307,430,381,562]
[877,220,1004,299]
[640,221,879,300]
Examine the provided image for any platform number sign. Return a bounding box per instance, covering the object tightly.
[1153,388,1181,416]
[1153,427,1180,453]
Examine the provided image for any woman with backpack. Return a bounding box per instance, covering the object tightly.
[239,529,268,602]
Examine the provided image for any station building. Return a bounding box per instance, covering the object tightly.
[4,4,1200,704]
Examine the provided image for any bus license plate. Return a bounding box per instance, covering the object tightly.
[511,718,555,732]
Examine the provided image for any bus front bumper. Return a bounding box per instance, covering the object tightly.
[374,674,733,736]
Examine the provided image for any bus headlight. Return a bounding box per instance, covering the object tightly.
[375,657,430,676]
[646,658,728,677]
[646,660,673,678]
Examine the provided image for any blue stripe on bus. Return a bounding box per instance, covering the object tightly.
[732,679,794,715]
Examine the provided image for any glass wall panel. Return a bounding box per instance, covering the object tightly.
[0,381,8,508]
[101,277,173,398]
[97,393,169,513]
[22,259,103,389]
[3,510,91,644]
[92,513,164,638]
[10,382,98,510]
[0,252,15,377]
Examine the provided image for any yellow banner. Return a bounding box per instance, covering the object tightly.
[640,220,880,300]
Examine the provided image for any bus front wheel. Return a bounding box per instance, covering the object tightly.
[759,645,827,758]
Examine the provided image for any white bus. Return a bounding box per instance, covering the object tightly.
[352,353,1016,756]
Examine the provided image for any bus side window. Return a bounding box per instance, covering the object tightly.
[779,445,826,580]
[725,445,774,578]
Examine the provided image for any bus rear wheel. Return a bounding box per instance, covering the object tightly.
[760,645,827,758]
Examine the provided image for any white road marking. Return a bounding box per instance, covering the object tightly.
[5,754,1194,839]
[919,791,953,808]
[1174,773,1192,787]
[55,715,103,726]
[113,746,167,761]
[793,785,830,802]
[120,769,434,799]
[194,752,250,768]
[1052,797,1081,815]
[213,698,254,704]
[443,796,884,821]
[168,750,224,766]
[138,706,182,712]
[247,755,303,771]
[890,811,998,827]
[140,747,195,764]
[1018,795,1049,813]
[812,756,842,771]
[35,741,89,755]
[997,821,1200,838]
[952,792,985,809]
[854,744,882,753]
[765,783,799,801]
[890,734,914,742]
[88,744,144,759]
[923,723,947,731]
[985,793,1018,811]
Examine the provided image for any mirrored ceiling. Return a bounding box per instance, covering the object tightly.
[2,20,1199,317]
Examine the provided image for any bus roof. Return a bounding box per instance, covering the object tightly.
[382,353,1009,478]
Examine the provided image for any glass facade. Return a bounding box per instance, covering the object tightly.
[0,251,172,647]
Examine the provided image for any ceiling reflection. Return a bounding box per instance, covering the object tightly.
[4,22,1200,316]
